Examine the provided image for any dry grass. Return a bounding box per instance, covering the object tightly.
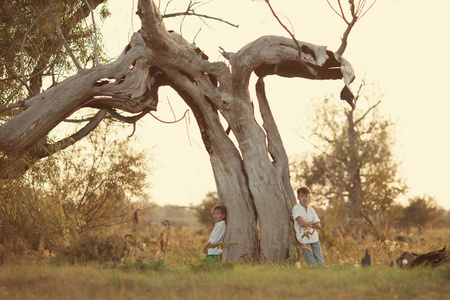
[1,224,448,268]
[154,225,449,268]
[320,227,449,267]
[0,225,448,299]
[1,260,449,300]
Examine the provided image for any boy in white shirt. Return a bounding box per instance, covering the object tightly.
[202,204,227,260]
[292,187,325,266]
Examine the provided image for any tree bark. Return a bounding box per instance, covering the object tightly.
[0,34,156,159]
[0,0,355,263]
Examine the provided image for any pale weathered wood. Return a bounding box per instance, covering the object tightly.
[0,0,356,263]
[0,33,155,159]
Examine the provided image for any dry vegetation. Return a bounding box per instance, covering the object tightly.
[0,209,449,267]
[0,209,449,299]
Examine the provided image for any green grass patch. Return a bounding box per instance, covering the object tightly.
[0,263,448,299]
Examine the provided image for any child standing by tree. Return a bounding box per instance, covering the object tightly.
[292,187,325,266]
[202,204,227,260]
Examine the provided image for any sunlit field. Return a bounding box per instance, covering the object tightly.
[1,261,449,300]
[0,223,448,299]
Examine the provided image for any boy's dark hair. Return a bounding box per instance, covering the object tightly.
[297,186,311,196]
[212,204,227,216]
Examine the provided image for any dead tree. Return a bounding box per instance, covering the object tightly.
[0,0,374,262]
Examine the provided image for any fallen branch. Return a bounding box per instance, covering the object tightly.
[395,246,449,269]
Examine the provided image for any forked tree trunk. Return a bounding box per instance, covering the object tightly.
[0,0,355,263]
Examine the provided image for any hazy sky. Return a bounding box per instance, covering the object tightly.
[101,0,450,210]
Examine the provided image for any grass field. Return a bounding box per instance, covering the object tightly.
[0,226,448,299]
[1,263,449,299]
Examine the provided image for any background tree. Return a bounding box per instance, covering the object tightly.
[398,196,446,232]
[0,163,68,249]
[290,80,407,241]
[0,0,376,262]
[44,121,151,234]
[0,120,152,247]
[0,0,108,102]
[154,192,219,227]
[0,0,110,176]
[153,205,196,226]
[195,191,220,228]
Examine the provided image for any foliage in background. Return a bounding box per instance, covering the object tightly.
[290,80,407,241]
[53,213,166,269]
[195,191,219,228]
[0,0,109,107]
[0,145,71,249]
[398,196,447,231]
[154,205,198,226]
[0,181,68,250]
[44,120,152,234]
[0,120,152,249]
[0,0,110,180]
[151,192,220,229]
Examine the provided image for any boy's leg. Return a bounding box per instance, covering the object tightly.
[301,244,317,265]
[310,241,325,266]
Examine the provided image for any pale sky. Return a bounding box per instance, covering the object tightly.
[101,0,450,210]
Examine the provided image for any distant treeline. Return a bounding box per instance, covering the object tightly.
[151,205,199,227]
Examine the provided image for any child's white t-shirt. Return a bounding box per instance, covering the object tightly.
[208,220,226,255]
[292,203,320,244]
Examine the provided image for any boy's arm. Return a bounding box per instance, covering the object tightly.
[203,242,211,254]
[311,209,321,229]
[311,222,321,229]
[295,216,310,228]
[293,205,310,228]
